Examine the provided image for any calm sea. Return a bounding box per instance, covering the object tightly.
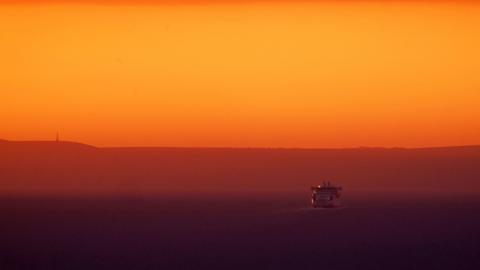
[1,192,479,269]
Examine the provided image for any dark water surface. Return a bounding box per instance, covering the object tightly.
[1,193,480,269]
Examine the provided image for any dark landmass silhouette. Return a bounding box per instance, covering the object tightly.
[1,139,479,194]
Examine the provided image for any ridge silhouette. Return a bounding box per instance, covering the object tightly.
[1,139,479,194]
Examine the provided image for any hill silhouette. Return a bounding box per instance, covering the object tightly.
[1,139,479,194]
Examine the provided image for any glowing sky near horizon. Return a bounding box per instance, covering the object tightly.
[1,1,480,147]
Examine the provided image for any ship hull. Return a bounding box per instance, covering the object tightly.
[311,199,342,208]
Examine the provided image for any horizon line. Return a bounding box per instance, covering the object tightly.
[1,138,479,151]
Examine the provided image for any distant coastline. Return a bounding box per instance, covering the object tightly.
[1,139,479,195]
[1,138,479,151]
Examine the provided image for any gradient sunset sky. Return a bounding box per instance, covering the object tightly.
[1,0,479,148]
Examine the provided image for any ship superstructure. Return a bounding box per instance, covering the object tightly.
[311,182,342,208]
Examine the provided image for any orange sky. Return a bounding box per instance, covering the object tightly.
[1,1,479,148]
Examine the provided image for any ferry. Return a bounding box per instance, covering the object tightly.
[311,182,342,208]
